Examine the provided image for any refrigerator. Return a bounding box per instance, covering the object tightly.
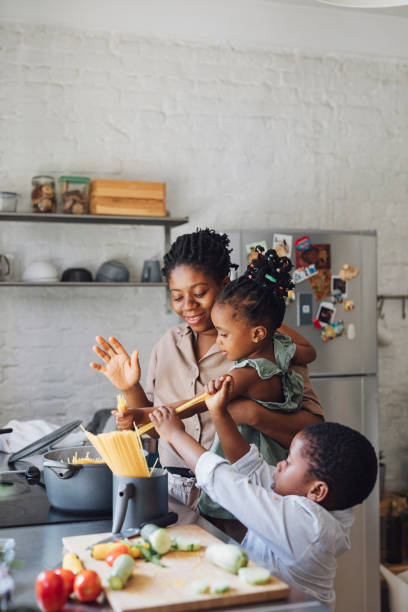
[226,229,379,612]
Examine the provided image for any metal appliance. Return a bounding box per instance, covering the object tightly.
[226,228,379,612]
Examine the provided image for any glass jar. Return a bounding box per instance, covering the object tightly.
[59,176,90,214]
[31,176,56,213]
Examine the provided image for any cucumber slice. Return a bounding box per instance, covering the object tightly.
[108,554,135,590]
[205,544,248,574]
[238,567,271,585]
[210,581,231,594]
[173,537,201,551]
[190,579,209,594]
[148,527,172,555]
[140,523,160,541]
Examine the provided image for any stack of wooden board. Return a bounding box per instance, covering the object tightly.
[63,524,290,612]
[90,179,166,217]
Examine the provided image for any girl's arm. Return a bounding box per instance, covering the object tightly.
[228,399,323,448]
[278,323,316,365]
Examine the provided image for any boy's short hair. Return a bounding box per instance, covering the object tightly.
[301,422,378,511]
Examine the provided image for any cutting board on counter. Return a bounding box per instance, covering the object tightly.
[63,524,289,612]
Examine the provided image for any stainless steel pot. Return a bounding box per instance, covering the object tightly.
[43,446,112,514]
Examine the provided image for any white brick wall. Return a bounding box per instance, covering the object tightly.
[0,18,407,489]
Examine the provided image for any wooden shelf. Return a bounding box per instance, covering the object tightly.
[0,282,166,287]
[0,211,188,227]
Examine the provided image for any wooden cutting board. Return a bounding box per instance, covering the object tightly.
[63,524,289,612]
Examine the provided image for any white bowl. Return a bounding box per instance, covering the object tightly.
[22,261,59,282]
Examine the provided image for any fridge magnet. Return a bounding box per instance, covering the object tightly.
[331,289,343,305]
[346,323,356,340]
[273,234,293,259]
[316,301,336,326]
[245,241,268,264]
[293,264,318,284]
[332,275,347,297]
[295,235,311,252]
[313,317,323,330]
[285,289,296,306]
[295,244,331,271]
[344,299,355,312]
[309,269,332,301]
[321,320,345,342]
[339,263,360,282]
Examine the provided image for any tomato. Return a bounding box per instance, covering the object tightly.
[105,543,129,566]
[54,568,75,599]
[35,570,67,612]
[73,569,102,602]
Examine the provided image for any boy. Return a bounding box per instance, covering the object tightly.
[149,376,378,610]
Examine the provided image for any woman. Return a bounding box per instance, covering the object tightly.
[90,229,323,536]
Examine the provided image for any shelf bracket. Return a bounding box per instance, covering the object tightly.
[377,294,408,320]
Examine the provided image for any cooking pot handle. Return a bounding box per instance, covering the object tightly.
[112,483,135,534]
[44,462,83,480]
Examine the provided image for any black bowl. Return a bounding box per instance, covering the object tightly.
[61,267,93,282]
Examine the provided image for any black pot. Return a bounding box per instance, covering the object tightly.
[43,446,112,514]
[61,268,93,282]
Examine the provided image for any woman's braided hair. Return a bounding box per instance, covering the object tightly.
[216,246,294,330]
[162,228,238,283]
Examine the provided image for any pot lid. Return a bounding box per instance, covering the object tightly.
[8,420,82,464]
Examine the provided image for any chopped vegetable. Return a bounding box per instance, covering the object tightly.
[172,537,201,552]
[238,566,271,585]
[62,552,84,574]
[210,581,231,594]
[105,544,130,567]
[190,579,209,594]
[140,524,172,555]
[108,554,135,590]
[205,544,248,574]
[73,569,102,601]
[135,543,163,567]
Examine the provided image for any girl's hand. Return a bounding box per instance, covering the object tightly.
[205,375,233,416]
[90,336,141,392]
[149,406,185,443]
[112,407,149,431]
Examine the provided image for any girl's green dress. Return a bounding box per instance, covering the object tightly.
[198,332,304,519]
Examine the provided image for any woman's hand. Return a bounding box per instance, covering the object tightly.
[149,406,185,444]
[205,375,233,417]
[112,407,150,431]
[90,336,141,392]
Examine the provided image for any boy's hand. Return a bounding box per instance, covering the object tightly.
[149,406,185,443]
[205,375,233,416]
[90,336,141,392]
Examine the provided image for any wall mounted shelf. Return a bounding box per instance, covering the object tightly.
[1,282,167,287]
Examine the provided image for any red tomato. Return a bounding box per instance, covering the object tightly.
[35,570,67,612]
[73,569,102,602]
[54,568,75,599]
[105,544,129,566]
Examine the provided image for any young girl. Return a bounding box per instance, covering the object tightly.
[198,246,316,519]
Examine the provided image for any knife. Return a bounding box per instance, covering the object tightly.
[89,510,178,547]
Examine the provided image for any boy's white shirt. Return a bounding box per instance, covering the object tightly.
[195,444,354,611]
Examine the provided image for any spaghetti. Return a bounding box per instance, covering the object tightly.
[69,451,105,465]
[82,426,149,477]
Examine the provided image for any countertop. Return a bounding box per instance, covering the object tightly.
[0,497,329,612]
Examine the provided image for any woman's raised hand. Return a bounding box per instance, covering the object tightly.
[90,336,141,391]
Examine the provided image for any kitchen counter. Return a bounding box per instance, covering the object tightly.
[1,498,329,612]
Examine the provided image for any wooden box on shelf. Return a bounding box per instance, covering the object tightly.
[89,179,166,217]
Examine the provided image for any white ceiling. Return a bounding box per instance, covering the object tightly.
[271,0,408,18]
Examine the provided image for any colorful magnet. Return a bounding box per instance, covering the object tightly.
[316,301,336,325]
[320,320,345,342]
[293,264,318,284]
[309,270,332,301]
[245,241,268,264]
[285,289,296,306]
[344,300,355,312]
[295,236,312,251]
[313,317,323,330]
[331,275,347,297]
[339,264,360,282]
[346,323,356,340]
[273,233,293,259]
[295,244,331,271]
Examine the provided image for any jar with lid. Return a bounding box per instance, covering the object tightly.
[31,176,57,213]
[59,176,90,214]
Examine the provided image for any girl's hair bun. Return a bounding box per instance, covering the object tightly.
[245,247,294,298]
